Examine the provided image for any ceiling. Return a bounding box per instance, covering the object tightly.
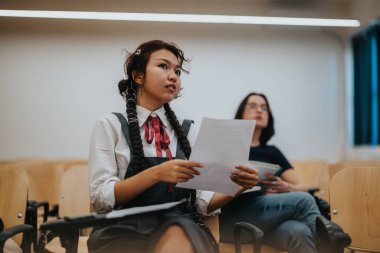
[0,0,378,32]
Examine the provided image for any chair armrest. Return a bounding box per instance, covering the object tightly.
[234,222,264,253]
[28,200,50,222]
[0,224,34,253]
[27,200,50,251]
[307,187,320,195]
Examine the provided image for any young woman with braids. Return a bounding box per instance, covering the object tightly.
[219,92,351,253]
[87,40,258,253]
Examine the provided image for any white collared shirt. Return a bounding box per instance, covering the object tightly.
[89,105,215,214]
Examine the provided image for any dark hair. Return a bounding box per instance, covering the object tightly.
[118,40,191,170]
[234,92,275,145]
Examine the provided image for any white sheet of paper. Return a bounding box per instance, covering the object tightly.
[241,161,280,193]
[105,199,186,219]
[177,117,255,196]
[247,160,281,180]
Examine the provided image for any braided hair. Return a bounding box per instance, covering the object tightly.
[118,40,191,169]
[163,103,191,159]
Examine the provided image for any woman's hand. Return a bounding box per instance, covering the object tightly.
[230,165,259,196]
[260,175,290,194]
[152,159,202,183]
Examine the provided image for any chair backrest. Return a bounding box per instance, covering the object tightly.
[54,159,88,173]
[17,159,87,209]
[0,167,29,245]
[329,167,380,251]
[16,160,63,208]
[58,165,90,217]
[329,161,380,200]
[292,160,329,201]
[329,161,380,179]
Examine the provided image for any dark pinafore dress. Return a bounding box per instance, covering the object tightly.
[87,113,218,253]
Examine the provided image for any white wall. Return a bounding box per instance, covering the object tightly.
[0,19,346,161]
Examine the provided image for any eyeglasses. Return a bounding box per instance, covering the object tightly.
[246,103,269,112]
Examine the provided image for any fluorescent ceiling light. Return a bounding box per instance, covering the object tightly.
[0,10,360,27]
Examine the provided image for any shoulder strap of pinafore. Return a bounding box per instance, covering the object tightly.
[112,112,133,158]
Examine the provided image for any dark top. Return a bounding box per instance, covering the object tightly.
[249,145,293,173]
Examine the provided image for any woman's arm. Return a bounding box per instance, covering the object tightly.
[114,160,202,207]
[280,168,309,191]
[260,168,309,193]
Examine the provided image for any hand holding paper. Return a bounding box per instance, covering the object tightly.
[247,160,283,180]
[247,161,290,193]
[176,117,256,196]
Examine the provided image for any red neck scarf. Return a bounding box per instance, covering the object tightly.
[144,115,174,192]
[144,115,173,160]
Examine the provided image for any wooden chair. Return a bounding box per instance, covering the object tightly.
[329,167,380,252]
[0,167,33,253]
[43,165,90,253]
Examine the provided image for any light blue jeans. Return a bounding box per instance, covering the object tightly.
[219,191,320,253]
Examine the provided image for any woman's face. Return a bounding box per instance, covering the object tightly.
[135,49,182,110]
[242,95,269,129]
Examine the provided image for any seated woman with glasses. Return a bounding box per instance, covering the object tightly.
[219,92,350,253]
[235,92,308,194]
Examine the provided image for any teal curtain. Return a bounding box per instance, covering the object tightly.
[352,22,380,145]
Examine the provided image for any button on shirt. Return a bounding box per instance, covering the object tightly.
[89,105,215,214]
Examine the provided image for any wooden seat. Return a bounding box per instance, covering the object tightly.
[0,167,33,253]
[329,167,380,252]
[44,165,90,253]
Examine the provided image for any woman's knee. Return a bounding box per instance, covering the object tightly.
[163,225,188,238]
[155,225,193,253]
[290,192,317,207]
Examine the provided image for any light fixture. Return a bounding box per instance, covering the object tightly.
[0,10,360,27]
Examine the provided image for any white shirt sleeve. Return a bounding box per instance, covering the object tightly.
[88,115,121,213]
[196,190,220,216]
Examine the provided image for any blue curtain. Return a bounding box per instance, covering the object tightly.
[352,22,380,145]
